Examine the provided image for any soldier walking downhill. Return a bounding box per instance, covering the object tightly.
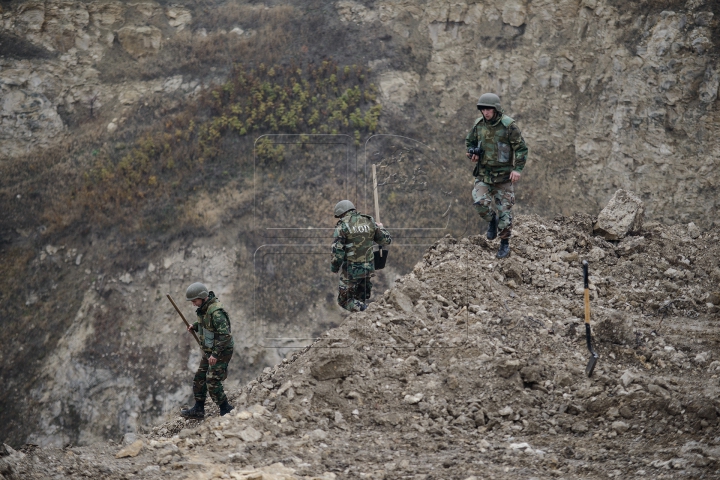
[466,93,529,258]
[180,283,235,419]
[331,200,392,312]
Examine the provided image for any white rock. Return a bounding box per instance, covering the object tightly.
[620,370,637,387]
[119,273,133,284]
[308,429,328,441]
[239,426,262,442]
[498,406,514,417]
[612,421,630,433]
[694,352,710,364]
[664,268,679,279]
[403,393,424,404]
[247,404,269,416]
[501,0,526,27]
[122,432,137,445]
[277,380,293,396]
[107,122,118,133]
[119,89,142,105]
[509,442,531,450]
[687,222,701,239]
[235,410,252,420]
[587,246,606,262]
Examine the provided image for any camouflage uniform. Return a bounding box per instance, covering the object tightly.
[331,211,392,311]
[190,292,234,406]
[466,113,528,239]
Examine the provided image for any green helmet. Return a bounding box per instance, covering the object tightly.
[477,93,502,112]
[186,282,209,301]
[334,200,355,218]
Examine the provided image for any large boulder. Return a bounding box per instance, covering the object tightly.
[593,189,644,240]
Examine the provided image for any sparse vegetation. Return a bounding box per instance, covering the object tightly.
[68,61,380,230]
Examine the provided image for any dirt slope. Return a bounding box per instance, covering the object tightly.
[3,212,719,479]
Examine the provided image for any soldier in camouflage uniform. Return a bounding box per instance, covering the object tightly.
[180,282,235,419]
[331,200,392,312]
[466,93,529,258]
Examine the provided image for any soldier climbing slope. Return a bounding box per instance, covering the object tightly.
[331,200,392,312]
[180,282,235,419]
[465,93,529,259]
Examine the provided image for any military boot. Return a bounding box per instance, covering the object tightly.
[180,401,205,419]
[486,213,498,240]
[496,239,510,259]
[219,400,235,416]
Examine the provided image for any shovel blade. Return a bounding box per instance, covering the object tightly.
[585,355,598,377]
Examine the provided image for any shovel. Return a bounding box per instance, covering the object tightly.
[582,260,599,376]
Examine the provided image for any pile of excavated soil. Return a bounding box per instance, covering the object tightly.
[3,213,720,479]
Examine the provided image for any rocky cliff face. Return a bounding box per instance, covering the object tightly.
[335,0,720,225]
[2,0,720,450]
[3,0,720,225]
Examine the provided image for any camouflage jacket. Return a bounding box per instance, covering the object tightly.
[465,113,528,184]
[331,211,392,278]
[192,292,234,358]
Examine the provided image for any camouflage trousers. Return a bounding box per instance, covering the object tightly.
[193,350,232,405]
[472,179,515,239]
[337,268,373,312]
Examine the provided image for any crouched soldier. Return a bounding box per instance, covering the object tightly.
[181,282,234,419]
[331,200,392,312]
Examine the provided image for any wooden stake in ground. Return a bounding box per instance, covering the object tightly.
[371,164,389,270]
[167,294,203,348]
[583,260,599,376]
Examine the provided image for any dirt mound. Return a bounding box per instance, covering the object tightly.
[5,213,720,479]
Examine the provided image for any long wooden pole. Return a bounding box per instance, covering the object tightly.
[372,164,382,257]
[167,294,203,348]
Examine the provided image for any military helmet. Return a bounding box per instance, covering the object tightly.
[334,200,355,218]
[477,93,502,111]
[186,282,209,301]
